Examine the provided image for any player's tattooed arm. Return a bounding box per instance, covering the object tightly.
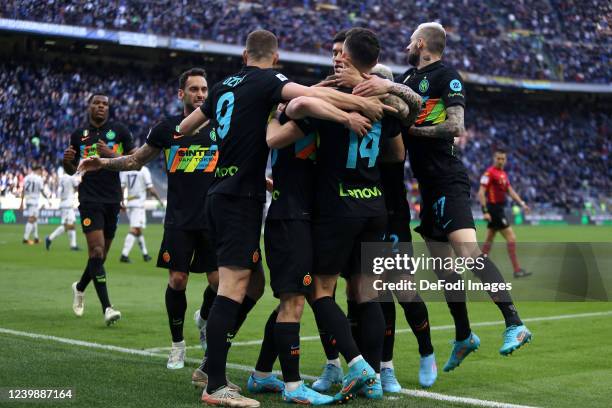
[407,105,465,140]
[380,95,413,127]
[387,82,422,126]
[77,144,161,173]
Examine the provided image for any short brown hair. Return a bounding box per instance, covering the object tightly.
[246,30,278,61]
[344,28,380,68]
[178,68,207,90]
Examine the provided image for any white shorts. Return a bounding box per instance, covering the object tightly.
[24,204,40,218]
[61,208,76,225]
[127,207,146,229]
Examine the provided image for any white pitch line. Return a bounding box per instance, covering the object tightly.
[0,326,538,408]
[145,310,612,352]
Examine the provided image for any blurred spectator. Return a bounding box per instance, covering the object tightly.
[1,0,610,82]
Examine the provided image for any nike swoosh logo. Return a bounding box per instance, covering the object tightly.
[172,134,184,139]
[442,219,453,229]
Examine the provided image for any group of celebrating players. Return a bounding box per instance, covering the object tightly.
[52,22,534,407]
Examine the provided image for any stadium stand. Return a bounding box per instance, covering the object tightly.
[1,0,610,82]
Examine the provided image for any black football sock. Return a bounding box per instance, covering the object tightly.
[165,285,187,343]
[380,299,396,362]
[76,264,91,292]
[205,296,241,393]
[255,309,278,373]
[275,322,301,383]
[88,257,111,312]
[314,308,339,361]
[400,293,434,356]
[311,297,360,363]
[346,299,362,349]
[436,270,471,341]
[231,296,257,337]
[474,256,522,327]
[200,285,217,320]
[358,301,384,373]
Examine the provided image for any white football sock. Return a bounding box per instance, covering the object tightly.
[137,234,148,255]
[24,222,33,240]
[327,358,341,368]
[68,229,77,247]
[122,233,136,257]
[49,225,65,241]
[381,360,394,370]
[33,222,39,239]
[347,355,364,367]
[284,380,302,392]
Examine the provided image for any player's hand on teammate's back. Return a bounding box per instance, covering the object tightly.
[97,140,115,158]
[353,75,392,97]
[77,157,102,174]
[345,111,372,137]
[361,95,397,122]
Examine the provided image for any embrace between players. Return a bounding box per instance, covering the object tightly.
[73,23,532,408]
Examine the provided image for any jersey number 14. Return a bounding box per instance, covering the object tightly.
[346,122,382,169]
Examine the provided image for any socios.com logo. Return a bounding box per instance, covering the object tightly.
[450,79,462,92]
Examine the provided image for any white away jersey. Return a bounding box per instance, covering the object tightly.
[59,174,79,208]
[121,167,153,208]
[23,173,44,205]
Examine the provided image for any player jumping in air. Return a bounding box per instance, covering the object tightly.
[46,169,80,251]
[21,164,48,245]
[78,68,225,375]
[64,93,136,325]
[119,165,164,263]
[179,29,393,407]
[353,22,533,371]
[478,149,531,278]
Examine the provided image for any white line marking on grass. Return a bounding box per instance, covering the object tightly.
[146,310,612,351]
[0,326,539,408]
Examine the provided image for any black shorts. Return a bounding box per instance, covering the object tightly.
[78,202,121,239]
[156,228,217,273]
[264,219,313,298]
[206,193,263,270]
[415,185,475,242]
[313,215,387,277]
[487,203,510,230]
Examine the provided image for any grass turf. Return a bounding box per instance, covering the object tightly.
[0,224,611,407]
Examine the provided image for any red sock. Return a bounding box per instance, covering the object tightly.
[483,241,492,255]
[507,242,520,272]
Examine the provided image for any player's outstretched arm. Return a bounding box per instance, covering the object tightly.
[179,108,208,136]
[281,82,395,122]
[353,76,422,127]
[78,144,161,173]
[286,96,372,137]
[408,105,465,140]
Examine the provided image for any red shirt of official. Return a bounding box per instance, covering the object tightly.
[480,166,510,204]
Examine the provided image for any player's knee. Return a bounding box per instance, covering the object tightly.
[246,269,265,301]
[131,228,141,236]
[90,246,105,259]
[278,294,305,322]
[169,271,188,290]
[206,270,219,290]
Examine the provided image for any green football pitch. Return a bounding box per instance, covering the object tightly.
[1,224,611,407]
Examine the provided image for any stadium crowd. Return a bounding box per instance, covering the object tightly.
[1,0,610,83]
[1,60,609,212]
